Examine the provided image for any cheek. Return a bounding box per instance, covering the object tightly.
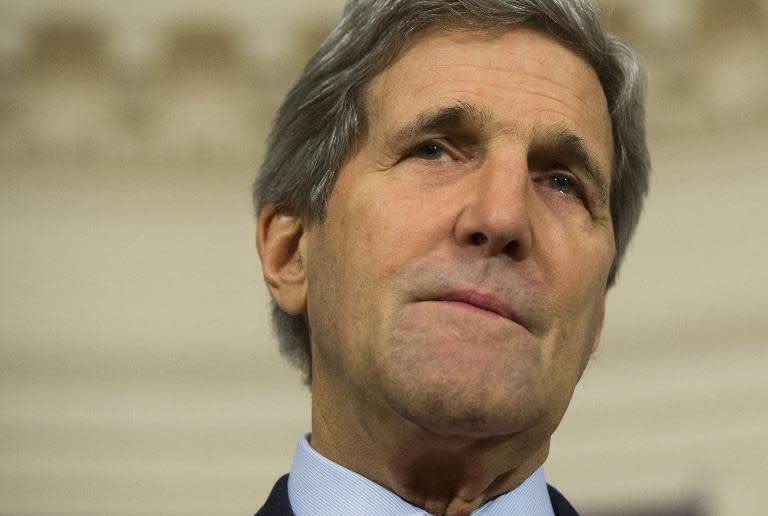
[545,237,611,373]
[548,248,610,330]
[536,206,614,297]
[350,185,447,278]
[534,208,613,355]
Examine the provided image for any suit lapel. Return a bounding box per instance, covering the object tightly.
[255,475,294,516]
[547,484,580,516]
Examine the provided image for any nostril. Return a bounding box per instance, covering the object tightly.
[502,240,519,256]
[470,232,488,246]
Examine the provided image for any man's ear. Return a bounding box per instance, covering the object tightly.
[256,204,307,315]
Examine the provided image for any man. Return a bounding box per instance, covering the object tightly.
[253,0,649,514]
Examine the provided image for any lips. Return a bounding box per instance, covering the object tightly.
[431,289,521,325]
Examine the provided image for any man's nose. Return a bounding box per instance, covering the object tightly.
[453,160,534,261]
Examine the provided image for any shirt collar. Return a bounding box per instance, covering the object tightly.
[287,434,555,516]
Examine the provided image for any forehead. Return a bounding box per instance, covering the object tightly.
[365,27,614,174]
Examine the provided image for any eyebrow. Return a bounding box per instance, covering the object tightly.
[384,101,492,152]
[529,125,610,206]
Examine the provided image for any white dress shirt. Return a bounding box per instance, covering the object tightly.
[287,434,555,516]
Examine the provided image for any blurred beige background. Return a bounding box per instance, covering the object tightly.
[1,1,766,515]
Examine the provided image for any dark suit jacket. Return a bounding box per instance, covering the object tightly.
[256,474,579,516]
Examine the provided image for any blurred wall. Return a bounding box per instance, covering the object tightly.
[1,1,766,515]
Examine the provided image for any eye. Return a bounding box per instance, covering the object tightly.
[541,172,591,207]
[407,142,451,161]
[548,174,582,197]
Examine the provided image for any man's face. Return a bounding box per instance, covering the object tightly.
[302,28,615,440]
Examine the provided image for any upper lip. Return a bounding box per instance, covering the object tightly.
[431,289,522,325]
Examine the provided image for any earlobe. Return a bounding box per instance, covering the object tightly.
[256,204,308,315]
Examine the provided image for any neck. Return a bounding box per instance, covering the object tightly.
[310,379,550,516]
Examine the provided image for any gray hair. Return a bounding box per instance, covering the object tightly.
[253,0,651,382]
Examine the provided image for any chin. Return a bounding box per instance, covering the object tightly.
[380,364,550,440]
[374,312,559,439]
[409,410,535,440]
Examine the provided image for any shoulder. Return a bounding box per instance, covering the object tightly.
[255,474,294,516]
[547,484,580,516]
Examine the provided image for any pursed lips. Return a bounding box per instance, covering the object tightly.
[428,289,524,326]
